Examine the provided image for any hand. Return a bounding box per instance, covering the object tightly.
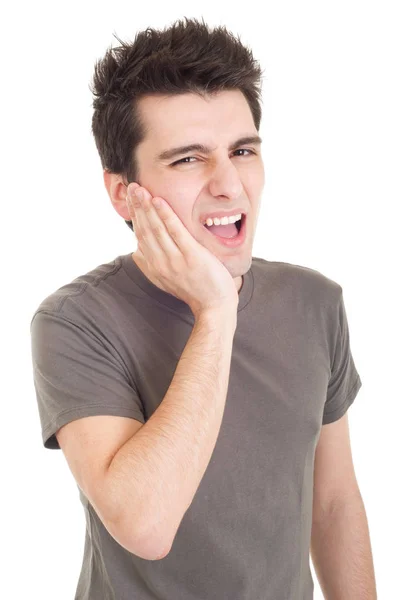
[126,183,239,318]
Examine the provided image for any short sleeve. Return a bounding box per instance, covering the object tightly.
[30,310,145,450]
[322,290,362,424]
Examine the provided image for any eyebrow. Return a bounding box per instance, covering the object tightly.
[156,135,263,162]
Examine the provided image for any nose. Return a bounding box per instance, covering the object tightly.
[207,159,244,201]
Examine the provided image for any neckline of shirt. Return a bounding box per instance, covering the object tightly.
[120,251,254,316]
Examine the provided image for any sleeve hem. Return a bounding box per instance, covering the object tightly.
[42,404,146,449]
[322,374,362,425]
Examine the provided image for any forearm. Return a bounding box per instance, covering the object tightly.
[310,492,377,599]
[106,307,237,553]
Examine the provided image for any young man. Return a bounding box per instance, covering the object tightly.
[30,17,377,600]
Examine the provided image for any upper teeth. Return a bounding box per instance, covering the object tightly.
[203,213,242,226]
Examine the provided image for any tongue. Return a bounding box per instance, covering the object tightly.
[206,223,238,238]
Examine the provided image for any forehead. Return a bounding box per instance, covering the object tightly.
[137,90,257,148]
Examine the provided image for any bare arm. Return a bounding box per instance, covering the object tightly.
[104,306,237,559]
[311,492,377,598]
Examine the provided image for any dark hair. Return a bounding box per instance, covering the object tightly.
[89,16,265,231]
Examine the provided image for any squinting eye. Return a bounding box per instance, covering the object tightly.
[170,148,256,167]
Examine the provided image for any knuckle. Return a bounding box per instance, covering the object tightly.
[185,252,197,269]
[152,224,163,239]
[135,230,144,242]
[169,259,183,275]
[166,222,178,237]
[142,198,152,212]
[151,261,166,279]
[148,260,159,274]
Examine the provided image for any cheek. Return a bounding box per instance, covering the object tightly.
[251,162,265,187]
[165,188,200,227]
[168,197,197,230]
[147,181,196,221]
[151,185,199,232]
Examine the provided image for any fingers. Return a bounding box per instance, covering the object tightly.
[126,185,180,258]
[149,192,202,256]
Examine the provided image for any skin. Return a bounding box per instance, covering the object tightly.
[104,89,265,295]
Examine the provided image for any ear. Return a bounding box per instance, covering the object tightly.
[103,170,139,221]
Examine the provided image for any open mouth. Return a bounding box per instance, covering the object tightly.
[203,214,245,236]
[201,213,247,248]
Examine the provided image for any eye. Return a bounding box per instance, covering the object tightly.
[170,148,257,167]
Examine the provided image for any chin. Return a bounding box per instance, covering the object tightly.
[221,254,252,277]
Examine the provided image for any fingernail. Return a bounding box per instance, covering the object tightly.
[135,189,143,201]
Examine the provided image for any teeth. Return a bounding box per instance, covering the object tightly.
[204,213,242,226]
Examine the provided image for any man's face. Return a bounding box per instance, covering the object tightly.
[133,90,265,280]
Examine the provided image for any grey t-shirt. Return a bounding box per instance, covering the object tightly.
[30,252,362,600]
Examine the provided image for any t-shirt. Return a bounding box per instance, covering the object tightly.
[30,251,362,600]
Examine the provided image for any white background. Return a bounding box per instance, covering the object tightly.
[2,0,396,598]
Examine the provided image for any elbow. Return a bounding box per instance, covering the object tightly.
[133,526,172,561]
[105,510,172,561]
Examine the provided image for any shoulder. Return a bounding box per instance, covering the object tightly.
[30,255,125,326]
[251,255,342,301]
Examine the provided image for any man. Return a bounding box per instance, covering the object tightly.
[30,17,377,599]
